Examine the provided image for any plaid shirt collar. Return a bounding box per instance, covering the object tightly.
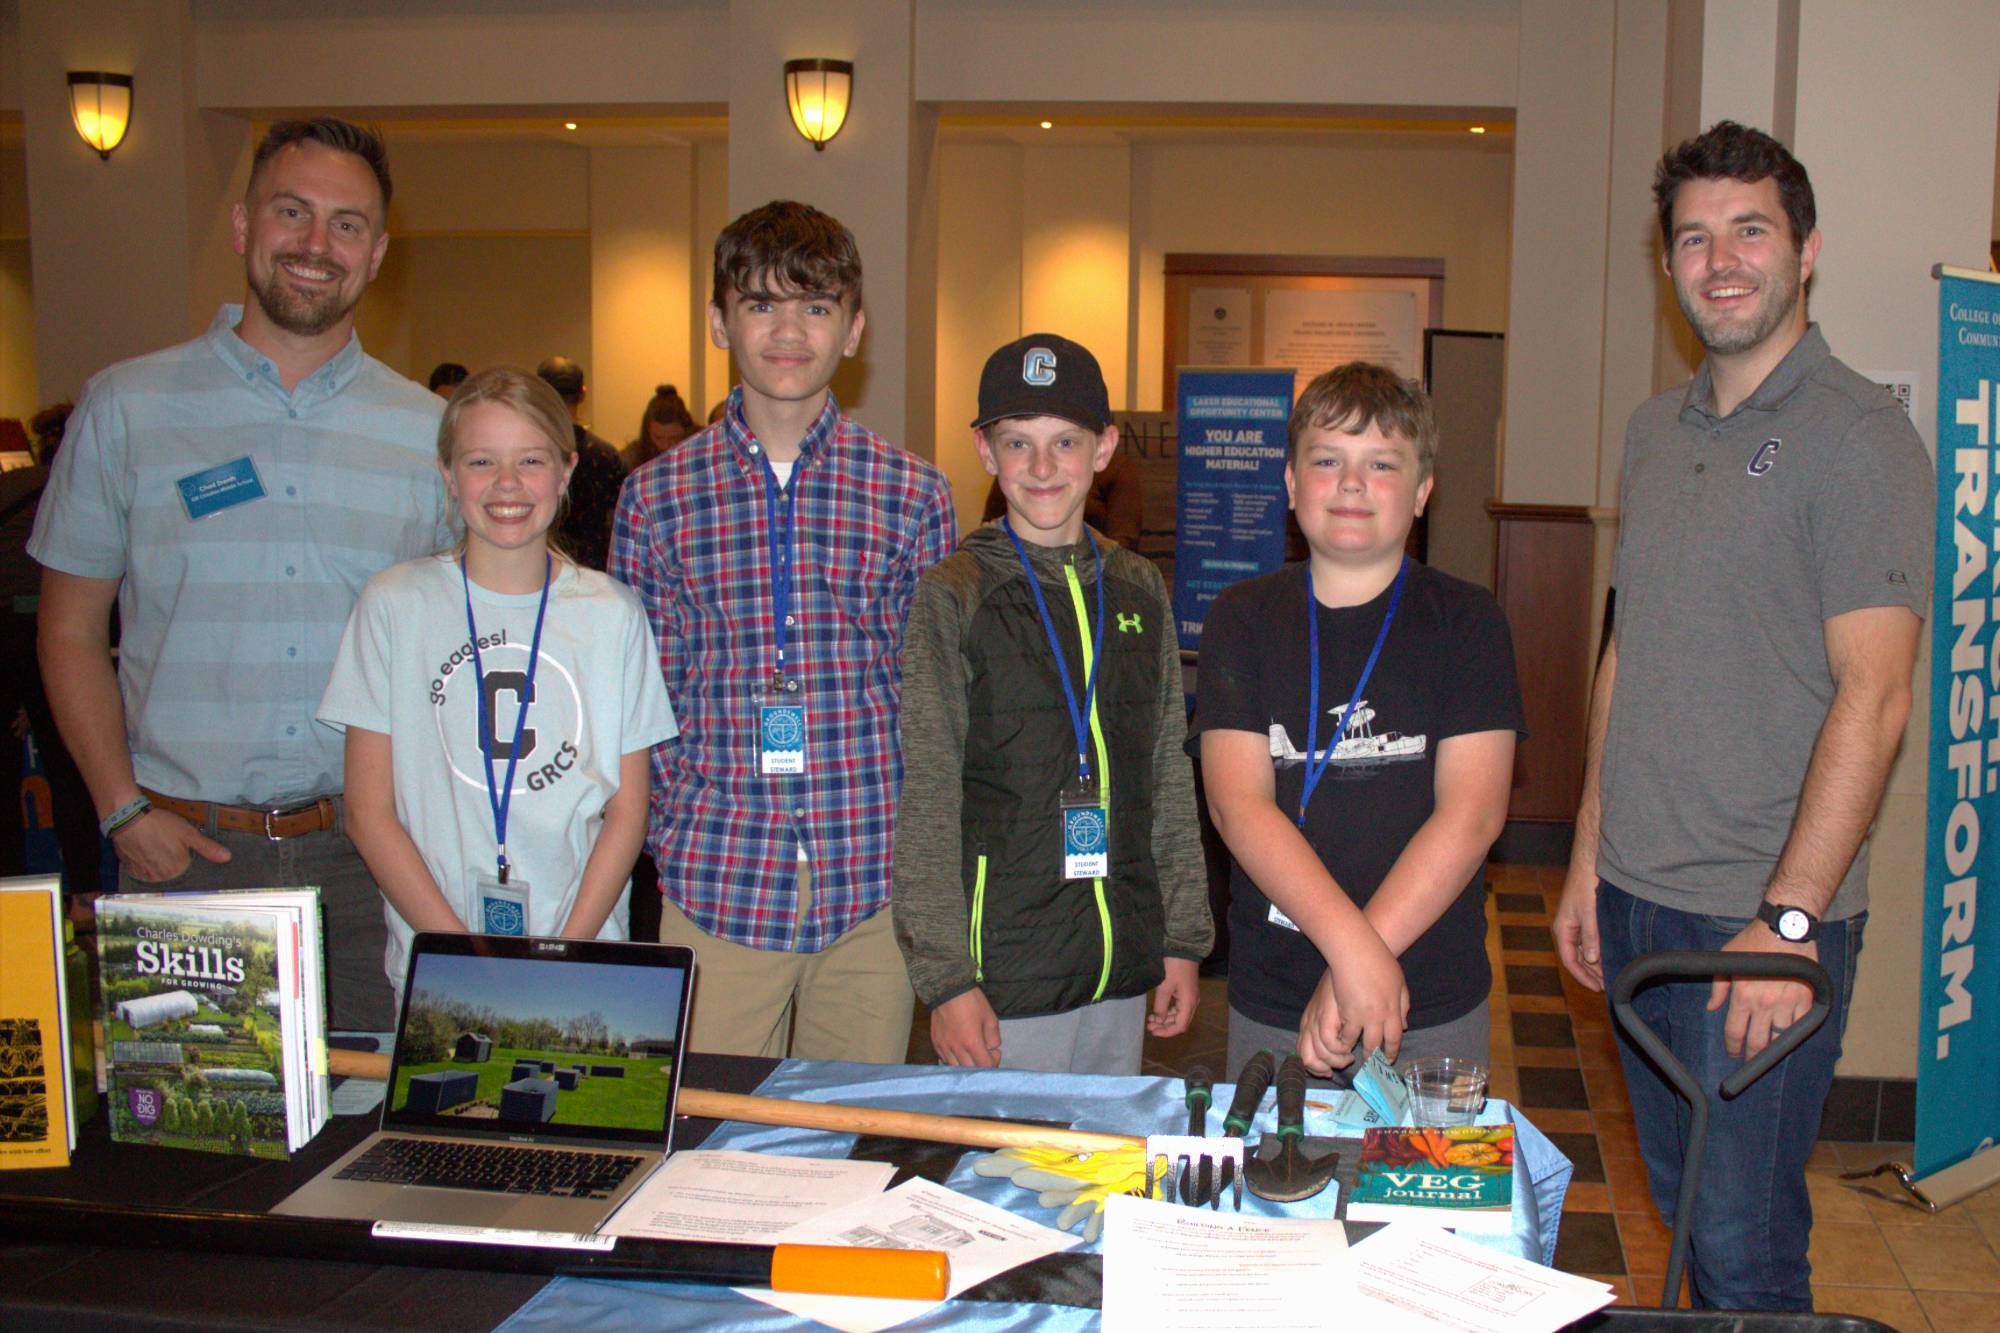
[721,386,843,479]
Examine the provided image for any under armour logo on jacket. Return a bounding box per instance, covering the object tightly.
[1116,612,1143,633]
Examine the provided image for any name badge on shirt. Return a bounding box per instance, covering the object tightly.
[176,456,267,521]
[474,873,530,937]
[759,703,807,775]
[1061,801,1109,881]
[1267,902,1302,932]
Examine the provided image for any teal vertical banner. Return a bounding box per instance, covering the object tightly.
[1172,369,1295,653]
[1921,271,2000,1177]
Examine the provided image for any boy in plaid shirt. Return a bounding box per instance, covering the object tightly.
[612,201,956,1061]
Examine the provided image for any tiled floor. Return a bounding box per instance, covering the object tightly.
[907,861,2000,1329]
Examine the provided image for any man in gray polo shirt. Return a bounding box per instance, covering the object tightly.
[31,118,453,1032]
[1554,122,1932,1310]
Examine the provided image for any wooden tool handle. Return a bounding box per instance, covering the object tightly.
[323,1047,1142,1155]
[682,1087,1142,1155]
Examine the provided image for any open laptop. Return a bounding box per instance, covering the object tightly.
[274,931,695,1232]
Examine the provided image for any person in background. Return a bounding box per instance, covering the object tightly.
[29,117,454,1031]
[622,383,698,471]
[427,362,469,398]
[534,355,627,572]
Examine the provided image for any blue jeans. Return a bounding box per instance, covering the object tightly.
[1595,880,1863,1312]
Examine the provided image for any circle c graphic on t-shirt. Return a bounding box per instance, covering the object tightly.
[1070,807,1106,852]
[436,642,585,795]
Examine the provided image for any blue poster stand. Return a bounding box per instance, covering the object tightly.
[1171,368,1295,653]
[1919,266,2000,1190]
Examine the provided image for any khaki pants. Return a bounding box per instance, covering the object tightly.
[656,866,914,1063]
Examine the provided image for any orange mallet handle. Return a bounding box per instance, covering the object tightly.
[771,1242,950,1300]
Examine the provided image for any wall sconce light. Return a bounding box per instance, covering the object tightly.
[68,72,133,159]
[785,59,852,151]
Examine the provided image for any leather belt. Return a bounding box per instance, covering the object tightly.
[141,789,338,840]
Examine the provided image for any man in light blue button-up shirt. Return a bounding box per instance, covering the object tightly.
[30,118,453,1031]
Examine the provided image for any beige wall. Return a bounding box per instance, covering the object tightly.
[1,144,34,423]
[915,0,1520,109]
[591,143,697,458]
[1,239,37,423]
[934,141,1023,535]
[1131,135,1515,413]
[352,235,593,398]
[192,0,728,110]
[933,129,1515,535]
[385,140,591,235]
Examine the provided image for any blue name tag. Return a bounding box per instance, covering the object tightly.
[176,456,267,520]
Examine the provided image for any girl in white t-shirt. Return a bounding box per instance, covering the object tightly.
[319,367,677,1002]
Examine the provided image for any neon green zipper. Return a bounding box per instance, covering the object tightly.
[1064,558,1114,1002]
[970,850,989,982]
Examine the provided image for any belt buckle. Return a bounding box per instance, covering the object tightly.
[262,800,319,841]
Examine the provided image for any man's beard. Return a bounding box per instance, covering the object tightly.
[250,253,357,338]
[1678,259,1803,357]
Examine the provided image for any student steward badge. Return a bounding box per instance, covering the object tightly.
[759,703,807,775]
[1062,802,1109,880]
[475,873,530,936]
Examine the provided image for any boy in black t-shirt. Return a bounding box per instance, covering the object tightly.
[1191,362,1524,1076]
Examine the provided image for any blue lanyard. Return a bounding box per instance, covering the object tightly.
[460,554,553,883]
[1298,558,1407,827]
[763,464,797,689]
[1001,519,1106,787]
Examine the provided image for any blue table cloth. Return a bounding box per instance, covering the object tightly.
[502,1060,1572,1331]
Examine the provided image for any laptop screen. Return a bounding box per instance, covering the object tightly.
[380,933,693,1147]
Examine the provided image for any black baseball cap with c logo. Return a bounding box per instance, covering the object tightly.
[972,332,1111,432]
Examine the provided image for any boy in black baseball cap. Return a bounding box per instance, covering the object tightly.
[892,333,1211,1074]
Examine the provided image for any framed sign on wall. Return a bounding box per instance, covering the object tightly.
[1163,254,1446,404]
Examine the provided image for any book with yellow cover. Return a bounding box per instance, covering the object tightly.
[0,875,75,1170]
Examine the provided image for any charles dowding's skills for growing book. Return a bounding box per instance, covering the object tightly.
[96,890,327,1157]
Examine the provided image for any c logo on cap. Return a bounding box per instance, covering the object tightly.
[1022,347,1057,385]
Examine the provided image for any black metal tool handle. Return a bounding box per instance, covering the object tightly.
[1608,949,1831,1309]
[1224,1050,1277,1136]
[1610,950,1831,1099]
[1181,1066,1216,1205]
[1274,1054,1307,1140]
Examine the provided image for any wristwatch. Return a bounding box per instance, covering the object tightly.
[1757,900,1820,943]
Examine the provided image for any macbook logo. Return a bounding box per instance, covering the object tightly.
[533,940,569,955]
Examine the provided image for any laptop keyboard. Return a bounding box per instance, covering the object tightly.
[336,1138,644,1199]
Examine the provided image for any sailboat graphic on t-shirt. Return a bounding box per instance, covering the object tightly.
[1269,701,1427,770]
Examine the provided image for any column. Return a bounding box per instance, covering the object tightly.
[589,143,697,451]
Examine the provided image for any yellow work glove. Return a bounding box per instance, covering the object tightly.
[971,1146,1158,1242]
